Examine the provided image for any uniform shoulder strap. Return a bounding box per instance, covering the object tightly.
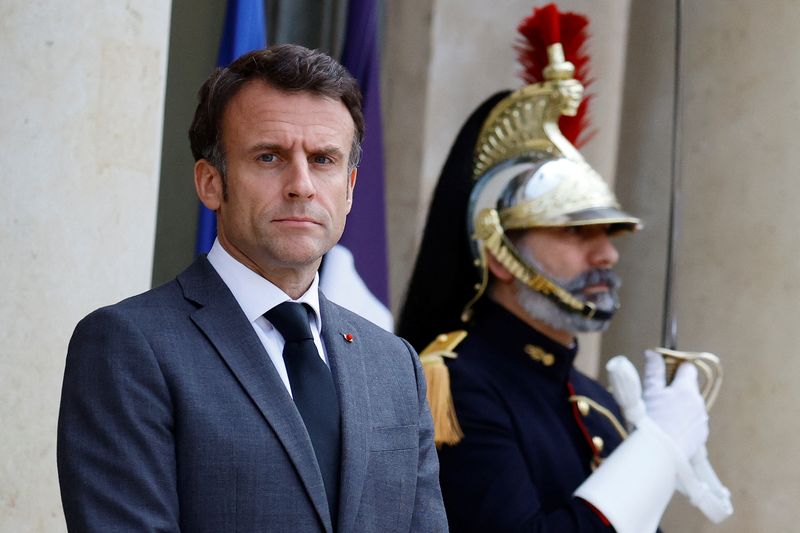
[418,330,468,447]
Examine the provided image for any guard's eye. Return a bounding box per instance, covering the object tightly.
[258,153,276,163]
[564,225,611,238]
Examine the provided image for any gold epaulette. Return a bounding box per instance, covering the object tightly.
[419,330,468,447]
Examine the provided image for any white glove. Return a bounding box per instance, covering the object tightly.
[642,349,709,459]
[644,351,732,522]
[684,445,733,522]
[599,353,732,527]
[575,355,678,533]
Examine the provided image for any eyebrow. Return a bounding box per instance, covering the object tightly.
[248,143,346,160]
[313,145,346,160]
[248,143,285,155]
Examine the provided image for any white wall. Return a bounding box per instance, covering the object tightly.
[0,2,171,530]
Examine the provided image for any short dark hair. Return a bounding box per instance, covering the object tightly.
[188,44,364,184]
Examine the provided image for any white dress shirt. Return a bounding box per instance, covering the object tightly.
[206,239,329,397]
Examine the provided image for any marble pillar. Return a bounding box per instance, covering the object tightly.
[0,1,171,530]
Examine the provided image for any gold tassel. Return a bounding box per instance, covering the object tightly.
[418,331,468,447]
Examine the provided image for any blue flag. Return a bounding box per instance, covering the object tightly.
[195,0,267,256]
[339,0,390,306]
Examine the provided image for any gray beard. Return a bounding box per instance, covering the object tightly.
[513,256,620,334]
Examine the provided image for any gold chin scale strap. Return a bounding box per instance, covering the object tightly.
[463,208,606,322]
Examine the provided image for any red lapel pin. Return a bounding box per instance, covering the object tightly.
[342,333,354,343]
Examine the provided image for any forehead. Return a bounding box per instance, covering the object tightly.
[221,80,355,147]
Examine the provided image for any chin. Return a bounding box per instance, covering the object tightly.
[515,280,616,334]
[266,234,330,261]
[572,317,612,333]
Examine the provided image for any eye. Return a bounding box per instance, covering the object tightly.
[311,154,334,165]
[562,225,598,239]
[257,153,276,163]
[564,225,613,239]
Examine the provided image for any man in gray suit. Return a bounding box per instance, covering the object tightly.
[57,44,447,532]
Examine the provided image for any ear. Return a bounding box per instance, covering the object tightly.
[486,251,515,283]
[345,167,357,213]
[194,159,223,211]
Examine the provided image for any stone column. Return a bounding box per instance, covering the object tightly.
[0,1,171,530]
[605,0,800,530]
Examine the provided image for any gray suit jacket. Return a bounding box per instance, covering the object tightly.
[57,257,447,532]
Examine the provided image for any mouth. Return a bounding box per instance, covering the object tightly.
[582,282,609,295]
[580,283,611,301]
[272,216,322,227]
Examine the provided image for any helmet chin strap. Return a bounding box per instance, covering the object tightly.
[464,208,617,323]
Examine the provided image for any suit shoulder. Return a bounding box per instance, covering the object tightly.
[76,279,185,330]
[326,300,400,340]
[324,300,421,376]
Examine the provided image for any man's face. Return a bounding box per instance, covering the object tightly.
[200,80,356,278]
[514,224,621,333]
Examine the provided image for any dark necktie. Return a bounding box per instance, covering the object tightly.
[265,302,341,526]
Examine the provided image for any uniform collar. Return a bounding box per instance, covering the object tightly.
[473,300,578,382]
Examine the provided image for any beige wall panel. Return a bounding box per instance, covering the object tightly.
[383,0,435,315]
[607,0,800,530]
[0,1,171,530]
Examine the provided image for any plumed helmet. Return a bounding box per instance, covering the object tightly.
[398,3,640,351]
[461,5,640,322]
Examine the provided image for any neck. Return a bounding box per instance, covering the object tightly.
[217,235,318,300]
[489,283,575,347]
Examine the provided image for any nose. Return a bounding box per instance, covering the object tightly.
[589,233,619,269]
[285,159,316,199]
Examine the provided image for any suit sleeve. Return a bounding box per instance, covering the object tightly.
[57,307,180,532]
[437,361,615,532]
[401,338,449,532]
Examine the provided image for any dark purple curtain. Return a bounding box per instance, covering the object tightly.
[339,0,390,305]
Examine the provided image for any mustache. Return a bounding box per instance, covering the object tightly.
[561,268,621,294]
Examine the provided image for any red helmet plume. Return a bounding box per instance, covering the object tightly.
[516,3,594,147]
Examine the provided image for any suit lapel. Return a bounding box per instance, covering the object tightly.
[320,294,370,533]
[178,258,333,532]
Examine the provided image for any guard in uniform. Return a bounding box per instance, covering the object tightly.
[398,5,727,532]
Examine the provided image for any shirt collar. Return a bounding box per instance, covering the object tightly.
[206,239,322,333]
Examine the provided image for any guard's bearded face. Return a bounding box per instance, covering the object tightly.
[514,225,622,333]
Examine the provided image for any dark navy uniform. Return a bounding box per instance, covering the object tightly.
[438,301,626,531]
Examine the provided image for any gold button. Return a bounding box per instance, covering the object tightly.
[437,333,448,342]
[524,344,556,366]
[577,400,590,417]
[592,436,604,453]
